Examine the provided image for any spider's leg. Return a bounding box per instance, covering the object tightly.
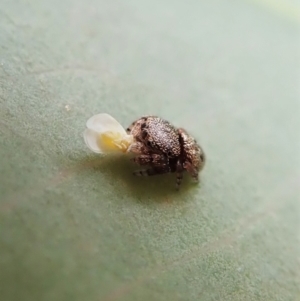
[133,153,170,176]
[183,161,199,182]
[127,141,148,155]
[192,174,199,182]
[133,167,171,177]
[132,153,165,165]
[175,159,184,190]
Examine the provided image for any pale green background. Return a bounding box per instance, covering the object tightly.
[0,0,299,301]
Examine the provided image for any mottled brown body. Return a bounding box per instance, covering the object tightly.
[127,116,205,189]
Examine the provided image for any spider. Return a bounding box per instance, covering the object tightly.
[126,116,205,189]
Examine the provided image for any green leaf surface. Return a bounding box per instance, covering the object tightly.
[0,0,299,300]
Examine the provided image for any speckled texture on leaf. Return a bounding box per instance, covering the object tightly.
[0,0,299,301]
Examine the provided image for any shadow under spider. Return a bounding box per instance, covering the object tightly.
[73,153,202,203]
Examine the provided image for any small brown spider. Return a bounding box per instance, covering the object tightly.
[126,116,205,189]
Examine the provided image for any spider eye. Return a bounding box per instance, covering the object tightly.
[167,151,172,156]
[146,141,152,147]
